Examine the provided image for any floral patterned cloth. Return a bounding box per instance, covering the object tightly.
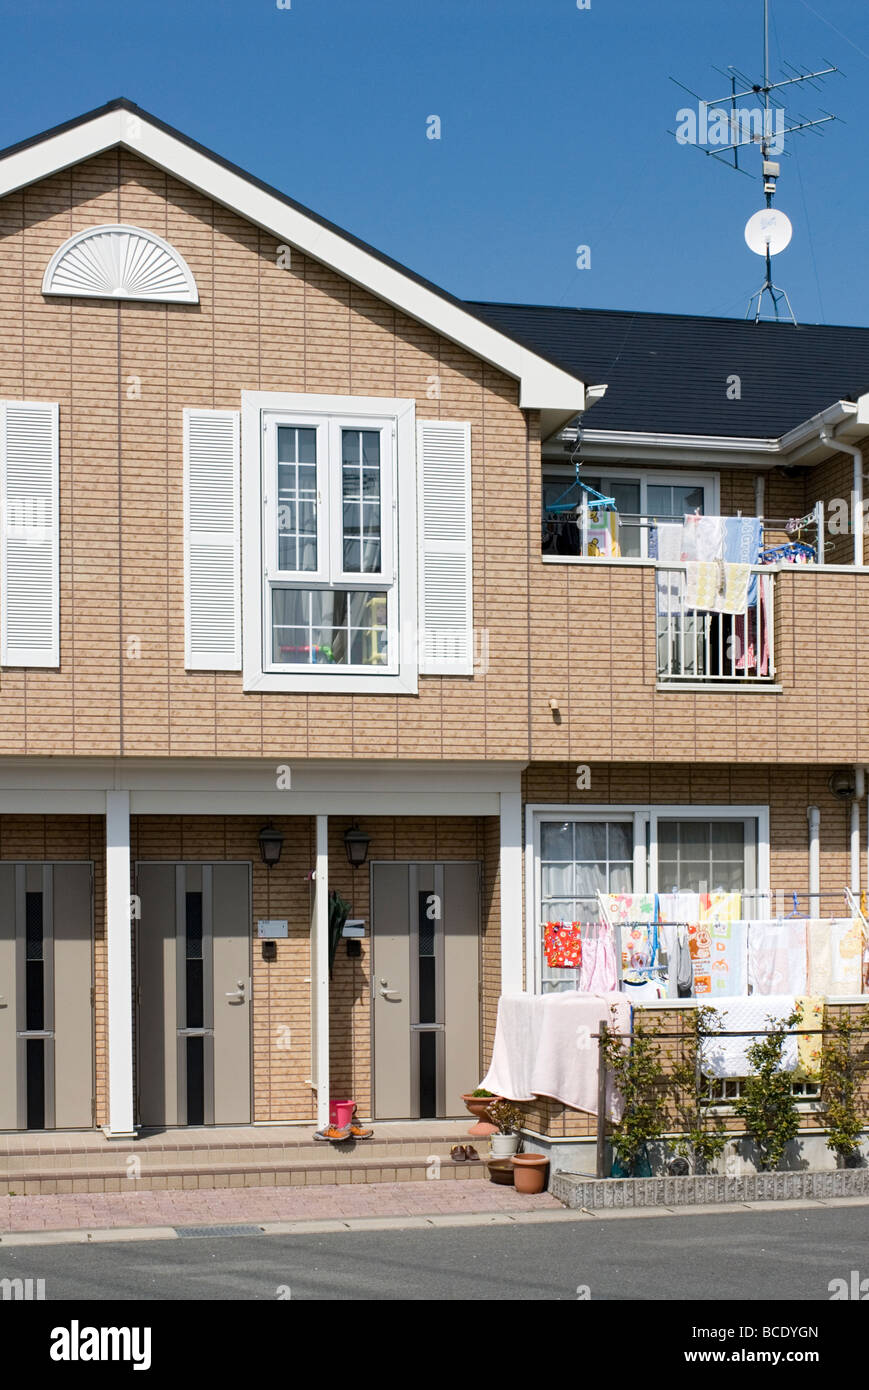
[543,921,582,969]
[795,996,824,1080]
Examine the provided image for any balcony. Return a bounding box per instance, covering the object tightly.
[655,563,774,686]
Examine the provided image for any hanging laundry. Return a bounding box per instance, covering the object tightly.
[621,972,666,1002]
[684,560,752,614]
[806,918,865,996]
[579,924,618,993]
[794,996,824,1080]
[657,891,700,924]
[748,920,808,995]
[724,516,763,606]
[688,922,713,994]
[603,893,655,924]
[655,523,684,617]
[733,573,771,676]
[700,892,742,923]
[700,995,798,1078]
[704,920,749,997]
[481,991,631,1119]
[585,508,620,558]
[681,514,726,563]
[543,920,582,970]
[620,922,658,971]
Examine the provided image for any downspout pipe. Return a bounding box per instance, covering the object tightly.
[851,767,864,895]
[807,806,820,919]
[820,427,864,567]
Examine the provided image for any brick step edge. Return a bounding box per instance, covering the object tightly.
[0,1143,486,1172]
[2,1158,491,1194]
[550,1167,869,1210]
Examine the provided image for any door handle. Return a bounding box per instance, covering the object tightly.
[0,996,6,1007]
[225,982,246,1004]
[379,988,401,1000]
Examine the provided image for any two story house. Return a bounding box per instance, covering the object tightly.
[1,100,868,1143]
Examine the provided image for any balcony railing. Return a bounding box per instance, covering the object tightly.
[656,564,774,685]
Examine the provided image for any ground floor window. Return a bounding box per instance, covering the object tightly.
[531,807,764,993]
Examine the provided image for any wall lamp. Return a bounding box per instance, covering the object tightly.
[829,770,857,801]
[344,821,371,869]
[258,821,285,867]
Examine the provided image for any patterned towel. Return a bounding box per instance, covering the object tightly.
[806,918,865,996]
[749,921,808,995]
[700,995,798,1078]
[795,996,824,1080]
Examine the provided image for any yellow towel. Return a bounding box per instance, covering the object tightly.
[795,996,824,1080]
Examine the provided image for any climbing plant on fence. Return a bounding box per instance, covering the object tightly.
[670,1004,728,1174]
[733,1007,803,1171]
[819,1005,869,1165]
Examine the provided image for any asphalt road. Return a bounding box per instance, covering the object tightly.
[1,1206,866,1300]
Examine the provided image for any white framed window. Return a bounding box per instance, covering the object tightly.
[542,466,718,560]
[525,804,769,994]
[241,391,417,694]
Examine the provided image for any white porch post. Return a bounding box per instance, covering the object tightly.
[314,814,330,1130]
[499,790,524,995]
[104,790,136,1138]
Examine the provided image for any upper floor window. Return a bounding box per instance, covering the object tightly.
[241,391,419,694]
[542,466,715,559]
[264,413,395,671]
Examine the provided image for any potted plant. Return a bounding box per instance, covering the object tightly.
[486,1100,524,1157]
[512,1150,550,1194]
[461,1086,500,1136]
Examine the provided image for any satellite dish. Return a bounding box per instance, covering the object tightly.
[745,208,793,257]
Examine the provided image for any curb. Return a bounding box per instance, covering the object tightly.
[550,1166,869,1210]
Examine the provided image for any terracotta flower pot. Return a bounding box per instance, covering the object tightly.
[487,1158,515,1186]
[461,1093,500,1137]
[511,1153,549,1195]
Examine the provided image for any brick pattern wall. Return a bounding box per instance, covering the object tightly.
[0,151,532,762]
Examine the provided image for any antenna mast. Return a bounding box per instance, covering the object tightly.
[670,0,841,323]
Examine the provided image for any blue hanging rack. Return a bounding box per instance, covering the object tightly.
[546,431,616,515]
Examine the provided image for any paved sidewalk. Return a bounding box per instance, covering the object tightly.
[0,1179,560,1234]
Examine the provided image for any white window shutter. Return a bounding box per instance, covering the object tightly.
[183,408,241,671]
[1,400,60,668]
[417,419,473,675]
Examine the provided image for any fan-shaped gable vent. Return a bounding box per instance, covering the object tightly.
[42,224,199,303]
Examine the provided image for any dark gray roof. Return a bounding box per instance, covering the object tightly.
[467,302,869,439]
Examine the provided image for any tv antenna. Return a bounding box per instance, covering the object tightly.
[670,0,841,323]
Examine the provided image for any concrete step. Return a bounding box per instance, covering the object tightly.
[0,1135,486,1173]
[1,1154,491,1194]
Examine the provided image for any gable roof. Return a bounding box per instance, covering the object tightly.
[0,99,585,430]
[467,301,869,441]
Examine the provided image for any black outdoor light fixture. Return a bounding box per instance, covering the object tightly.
[343,821,371,869]
[258,821,284,867]
[829,770,857,801]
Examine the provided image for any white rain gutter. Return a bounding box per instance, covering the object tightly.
[820,427,864,568]
[852,768,865,896]
[807,806,820,919]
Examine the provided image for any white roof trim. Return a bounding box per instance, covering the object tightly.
[0,107,584,414]
[43,223,198,303]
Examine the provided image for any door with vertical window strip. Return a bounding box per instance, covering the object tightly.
[0,400,59,668]
[417,419,473,675]
[183,408,241,670]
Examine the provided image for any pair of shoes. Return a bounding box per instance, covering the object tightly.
[450,1144,480,1162]
[313,1125,352,1142]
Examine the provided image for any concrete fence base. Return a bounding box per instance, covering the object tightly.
[550,1166,869,1210]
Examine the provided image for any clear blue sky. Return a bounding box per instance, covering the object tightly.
[2,0,867,325]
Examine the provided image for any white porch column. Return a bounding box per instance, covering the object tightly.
[104,790,136,1138]
[499,790,524,995]
[313,814,330,1130]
